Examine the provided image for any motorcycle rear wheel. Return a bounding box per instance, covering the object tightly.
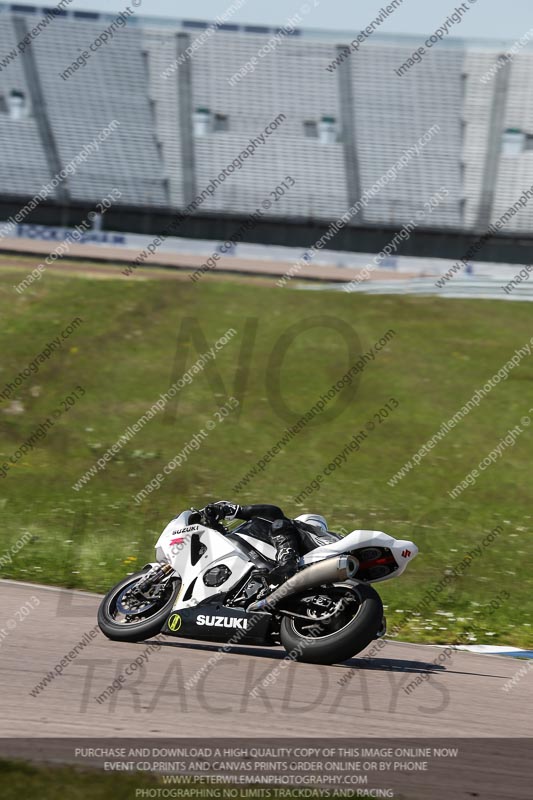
[279,583,383,665]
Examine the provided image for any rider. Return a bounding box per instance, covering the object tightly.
[200,501,318,583]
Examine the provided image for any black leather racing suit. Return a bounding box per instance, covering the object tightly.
[206,502,302,581]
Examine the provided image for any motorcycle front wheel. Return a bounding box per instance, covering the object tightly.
[279,583,383,665]
[98,567,181,642]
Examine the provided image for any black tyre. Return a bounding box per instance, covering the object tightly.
[279,583,383,665]
[98,568,181,643]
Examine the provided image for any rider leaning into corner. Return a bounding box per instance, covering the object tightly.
[189,500,339,584]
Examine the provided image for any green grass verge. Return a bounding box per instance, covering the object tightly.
[0,759,159,800]
[0,758,414,800]
[0,265,532,646]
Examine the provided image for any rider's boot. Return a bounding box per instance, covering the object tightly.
[247,520,300,612]
[266,519,300,585]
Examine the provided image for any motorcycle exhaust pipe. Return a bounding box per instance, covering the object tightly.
[247,555,358,612]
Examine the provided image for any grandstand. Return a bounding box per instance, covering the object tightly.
[1,2,533,235]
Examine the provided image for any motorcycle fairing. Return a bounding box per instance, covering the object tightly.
[301,530,418,583]
[156,512,418,613]
[156,512,254,611]
[162,603,273,645]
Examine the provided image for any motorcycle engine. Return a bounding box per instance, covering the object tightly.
[203,565,231,587]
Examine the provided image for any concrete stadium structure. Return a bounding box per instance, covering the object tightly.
[1,3,533,249]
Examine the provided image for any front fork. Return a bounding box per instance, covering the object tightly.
[134,562,175,599]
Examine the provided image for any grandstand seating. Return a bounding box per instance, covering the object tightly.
[347,45,464,228]
[1,2,533,232]
[188,32,349,220]
[0,14,53,196]
[492,52,533,232]
[32,17,168,206]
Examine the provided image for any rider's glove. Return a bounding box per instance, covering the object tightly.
[212,501,241,520]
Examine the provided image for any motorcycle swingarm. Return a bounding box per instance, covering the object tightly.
[277,591,356,622]
[277,607,340,622]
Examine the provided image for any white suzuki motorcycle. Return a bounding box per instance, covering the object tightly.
[98,506,418,665]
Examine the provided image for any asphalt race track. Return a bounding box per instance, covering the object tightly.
[1,579,530,740]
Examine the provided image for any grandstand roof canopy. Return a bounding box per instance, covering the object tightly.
[0,1,528,51]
